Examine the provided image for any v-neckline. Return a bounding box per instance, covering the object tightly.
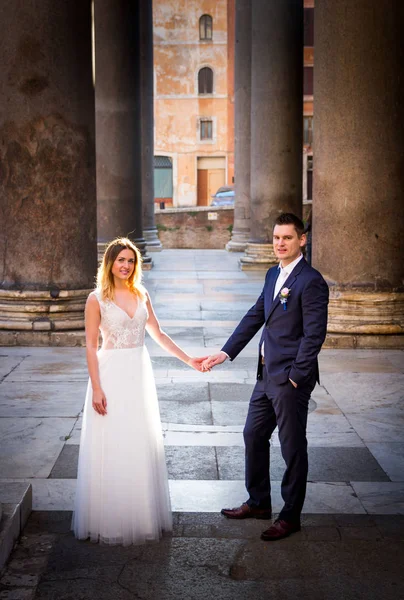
[111,299,139,320]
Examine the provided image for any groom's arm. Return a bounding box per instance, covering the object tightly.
[288,274,329,386]
[221,288,266,361]
[205,270,272,368]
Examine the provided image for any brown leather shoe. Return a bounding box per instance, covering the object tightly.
[221,502,272,520]
[260,519,301,541]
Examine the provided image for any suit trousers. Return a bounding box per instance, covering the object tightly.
[243,368,315,522]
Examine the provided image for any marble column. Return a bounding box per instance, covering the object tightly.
[95,0,152,267]
[313,0,404,347]
[226,0,251,252]
[140,0,162,252]
[240,0,303,270]
[0,0,97,343]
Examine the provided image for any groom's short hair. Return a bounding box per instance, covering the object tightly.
[274,213,305,237]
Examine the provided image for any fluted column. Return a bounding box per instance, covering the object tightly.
[313,0,404,347]
[240,0,303,269]
[0,0,97,343]
[226,0,251,252]
[95,0,152,267]
[140,0,162,252]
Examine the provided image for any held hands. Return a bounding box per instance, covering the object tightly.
[92,388,107,416]
[187,356,211,372]
[201,351,228,372]
[187,351,227,372]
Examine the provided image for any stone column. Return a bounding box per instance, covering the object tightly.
[0,0,97,344]
[240,0,303,269]
[140,0,162,252]
[313,0,404,347]
[95,0,152,267]
[226,0,251,252]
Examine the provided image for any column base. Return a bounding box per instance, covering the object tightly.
[143,228,163,252]
[133,237,153,270]
[323,332,404,349]
[328,290,404,335]
[239,243,278,271]
[141,255,153,270]
[0,289,91,332]
[226,231,250,252]
[0,329,86,346]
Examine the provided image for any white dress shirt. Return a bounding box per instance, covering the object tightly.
[273,253,304,300]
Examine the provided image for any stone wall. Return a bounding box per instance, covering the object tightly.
[155,206,234,249]
[155,203,311,249]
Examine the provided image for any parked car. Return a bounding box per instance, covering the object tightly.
[210,186,235,206]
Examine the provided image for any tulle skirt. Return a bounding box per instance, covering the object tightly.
[72,346,172,545]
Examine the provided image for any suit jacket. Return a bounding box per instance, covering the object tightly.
[221,258,329,386]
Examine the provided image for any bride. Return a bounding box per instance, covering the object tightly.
[72,238,207,545]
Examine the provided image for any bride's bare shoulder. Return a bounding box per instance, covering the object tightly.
[87,290,101,307]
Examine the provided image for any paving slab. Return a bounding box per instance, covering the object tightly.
[367,442,404,481]
[320,372,404,411]
[351,482,404,514]
[0,355,27,381]
[209,383,255,402]
[156,382,209,403]
[0,418,76,478]
[201,310,249,321]
[164,447,218,480]
[49,445,221,481]
[6,356,88,383]
[168,480,366,514]
[49,446,79,479]
[216,446,390,482]
[163,426,244,447]
[149,326,205,345]
[0,382,86,417]
[158,401,213,425]
[0,482,32,571]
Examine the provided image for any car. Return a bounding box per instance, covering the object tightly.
[210,186,235,206]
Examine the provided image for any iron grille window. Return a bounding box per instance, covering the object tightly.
[200,119,213,140]
[153,156,172,168]
[198,67,213,94]
[199,14,213,40]
[304,116,313,145]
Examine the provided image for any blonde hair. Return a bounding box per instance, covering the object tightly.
[96,238,146,301]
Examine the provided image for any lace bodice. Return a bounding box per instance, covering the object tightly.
[92,290,148,350]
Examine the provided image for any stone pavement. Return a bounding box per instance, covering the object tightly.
[0,249,404,598]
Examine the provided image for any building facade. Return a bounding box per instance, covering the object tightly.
[153,0,235,207]
[303,0,314,203]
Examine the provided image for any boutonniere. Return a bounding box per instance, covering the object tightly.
[279,287,291,311]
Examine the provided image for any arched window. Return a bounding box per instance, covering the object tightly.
[199,14,213,40]
[198,67,213,94]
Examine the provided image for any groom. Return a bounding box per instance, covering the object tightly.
[204,213,329,541]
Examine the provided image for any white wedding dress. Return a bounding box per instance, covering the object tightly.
[72,290,172,545]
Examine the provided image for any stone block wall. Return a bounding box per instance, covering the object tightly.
[154,206,234,249]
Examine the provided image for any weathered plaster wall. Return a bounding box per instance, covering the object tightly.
[153,0,234,207]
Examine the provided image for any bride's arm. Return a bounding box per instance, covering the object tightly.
[85,294,107,415]
[145,291,208,371]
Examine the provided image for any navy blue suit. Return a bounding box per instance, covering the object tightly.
[222,258,329,521]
